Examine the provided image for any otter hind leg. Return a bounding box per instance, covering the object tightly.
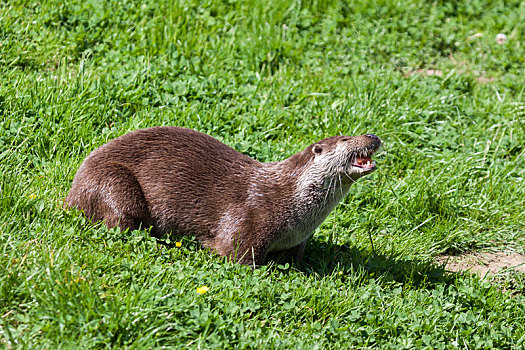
[65,162,151,232]
[225,231,269,267]
[266,241,307,265]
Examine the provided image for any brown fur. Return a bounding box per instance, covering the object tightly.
[65,127,381,266]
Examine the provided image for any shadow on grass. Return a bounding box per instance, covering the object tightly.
[157,233,452,287]
[293,241,453,288]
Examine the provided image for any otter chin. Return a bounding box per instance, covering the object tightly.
[65,127,381,266]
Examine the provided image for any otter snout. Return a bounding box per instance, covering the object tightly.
[363,134,382,149]
[364,134,380,141]
[343,134,381,177]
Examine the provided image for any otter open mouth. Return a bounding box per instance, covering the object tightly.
[350,149,376,170]
[351,155,376,170]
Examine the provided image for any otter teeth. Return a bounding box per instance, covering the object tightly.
[351,156,376,169]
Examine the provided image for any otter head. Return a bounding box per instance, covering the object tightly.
[302,134,381,194]
[312,133,381,181]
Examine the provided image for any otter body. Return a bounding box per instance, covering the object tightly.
[65,127,380,265]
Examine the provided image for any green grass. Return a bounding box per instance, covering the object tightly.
[1,0,524,348]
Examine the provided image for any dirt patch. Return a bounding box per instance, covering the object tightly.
[475,76,496,84]
[437,251,525,276]
[406,69,443,77]
[405,67,495,84]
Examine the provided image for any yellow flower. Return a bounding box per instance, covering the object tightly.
[196,285,209,294]
[175,241,182,248]
[28,194,36,199]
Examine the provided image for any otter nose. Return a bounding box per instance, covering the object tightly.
[364,134,380,141]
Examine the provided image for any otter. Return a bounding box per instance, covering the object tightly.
[65,127,381,266]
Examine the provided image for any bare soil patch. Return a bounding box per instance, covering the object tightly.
[437,250,525,276]
[405,69,443,77]
[475,76,496,84]
[405,67,495,84]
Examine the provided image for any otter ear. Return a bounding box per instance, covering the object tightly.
[312,144,323,155]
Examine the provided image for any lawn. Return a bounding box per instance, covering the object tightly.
[1,0,524,348]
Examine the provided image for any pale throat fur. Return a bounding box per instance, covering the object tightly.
[240,139,377,254]
[267,143,357,252]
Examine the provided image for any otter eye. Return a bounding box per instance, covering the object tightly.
[313,144,323,155]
